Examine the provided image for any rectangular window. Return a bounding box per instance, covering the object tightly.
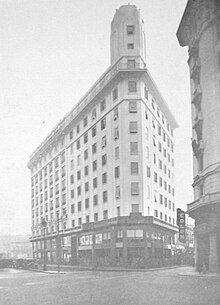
[115,166,120,178]
[130,142,138,155]
[92,125,96,137]
[128,81,137,93]
[78,218,82,226]
[100,99,106,112]
[77,170,81,180]
[115,147,119,160]
[103,191,108,203]
[102,172,107,184]
[84,132,88,144]
[92,143,97,154]
[127,59,136,69]
[131,162,138,175]
[160,194,163,205]
[101,117,106,130]
[114,127,119,140]
[84,149,88,160]
[76,124,80,134]
[127,43,134,49]
[69,131,73,140]
[93,160,97,171]
[129,121,138,133]
[71,204,74,213]
[131,182,139,195]
[127,25,135,35]
[93,177,97,188]
[102,136,107,148]
[84,166,89,176]
[85,182,89,192]
[115,186,120,199]
[71,189,74,199]
[86,215,90,223]
[147,166,151,178]
[154,172,158,183]
[117,206,120,216]
[113,87,118,101]
[85,198,89,209]
[94,213,98,222]
[83,116,88,127]
[93,194,98,206]
[76,139,80,150]
[145,87,148,100]
[154,209,158,218]
[92,108,96,120]
[114,107,119,120]
[102,154,107,166]
[129,101,137,113]
[77,186,81,196]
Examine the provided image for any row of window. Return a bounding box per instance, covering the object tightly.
[154,209,175,225]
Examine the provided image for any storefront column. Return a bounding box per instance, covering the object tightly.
[194,235,198,267]
[209,232,218,272]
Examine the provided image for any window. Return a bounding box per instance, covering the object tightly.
[77,186,81,196]
[127,43,134,49]
[93,195,98,206]
[127,229,143,239]
[159,159,162,170]
[69,131,73,140]
[103,191,108,203]
[85,182,89,192]
[127,59,135,69]
[160,212,163,220]
[113,87,118,101]
[71,189,74,199]
[92,143,97,154]
[129,101,137,113]
[131,182,139,195]
[71,160,74,170]
[84,166,89,176]
[76,124,80,134]
[92,108,96,120]
[128,81,137,93]
[93,177,97,188]
[154,172,158,183]
[72,220,75,227]
[78,218,82,226]
[164,197,167,207]
[94,213,98,222]
[147,166,151,178]
[115,147,119,160]
[71,204,74,213]
[84,149,88,160]
[84,132,88,144]
[62,180,66,191]
[159,177,162,187]
[129,121,138,133]
[100,99,106,112]
[61,166,66,177]
[102,172,107,184]
[127,25,134,35]
[83,116,88,127]
[102,136,107,148]
[78,201,81,212]
[86,215,90,223]
[77,170,81,180]
[85,198,89,209]
[172,202,175,212]
[130,142,138,155]
[152,99,155,110]
[154,209,158,218]
[102,154,107,166]
[114,127,119,140]
[117,206,120,216]
[115,166,120,178]
[77,155,81,166]
[115,186,120,199]
[92,125,96,137]
[158,142,162,152]
[76,139,80,150]
[131,162,138,175]
[160,194,163,205]
[145,87,148,100]
[93,160,97,171]
[114,107,119,120]
[101,117,106,130]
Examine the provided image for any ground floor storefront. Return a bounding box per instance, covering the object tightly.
[31,214,179,269]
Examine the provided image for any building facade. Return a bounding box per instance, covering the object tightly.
[28,5,178,268]
[177,0,220,272]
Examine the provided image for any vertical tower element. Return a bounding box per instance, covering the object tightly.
[110,4,146,66]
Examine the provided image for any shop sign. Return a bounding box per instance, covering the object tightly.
[177,208,186,243]
[95,233,102,244]
[79,234,93,246]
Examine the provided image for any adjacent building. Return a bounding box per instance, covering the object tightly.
[177,0,220,272]
[28,5,178,267]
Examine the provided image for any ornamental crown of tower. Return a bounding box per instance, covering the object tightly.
[110,4,146,66]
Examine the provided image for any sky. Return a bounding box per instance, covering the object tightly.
[0,0,192,235]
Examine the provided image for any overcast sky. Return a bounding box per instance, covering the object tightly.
[0,0,192,235]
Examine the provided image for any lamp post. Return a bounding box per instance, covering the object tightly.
[56,213,67,272]
[41,218,47,271]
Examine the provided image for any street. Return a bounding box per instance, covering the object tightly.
[0,267,220,305]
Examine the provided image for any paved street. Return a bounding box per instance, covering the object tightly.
[0,267,220,305]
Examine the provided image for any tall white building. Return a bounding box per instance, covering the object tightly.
[177,0,220,272]
[28,5,178,267]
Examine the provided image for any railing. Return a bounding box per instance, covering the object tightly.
[29,57,146,162]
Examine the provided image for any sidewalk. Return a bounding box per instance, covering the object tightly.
[178,266,220,278]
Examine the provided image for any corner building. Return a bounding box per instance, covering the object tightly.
[177,0,220,272]
[28,5,178,268]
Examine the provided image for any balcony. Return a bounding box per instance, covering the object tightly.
[187,191,220,213]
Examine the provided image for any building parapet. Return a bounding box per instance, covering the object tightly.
[187,191,220,212]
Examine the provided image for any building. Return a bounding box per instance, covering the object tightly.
[0,235,32,259]
[177,0,220,272]
[28,5,178,268]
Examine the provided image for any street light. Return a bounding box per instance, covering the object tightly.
[56,212,67,272]
[41,218,47,271]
